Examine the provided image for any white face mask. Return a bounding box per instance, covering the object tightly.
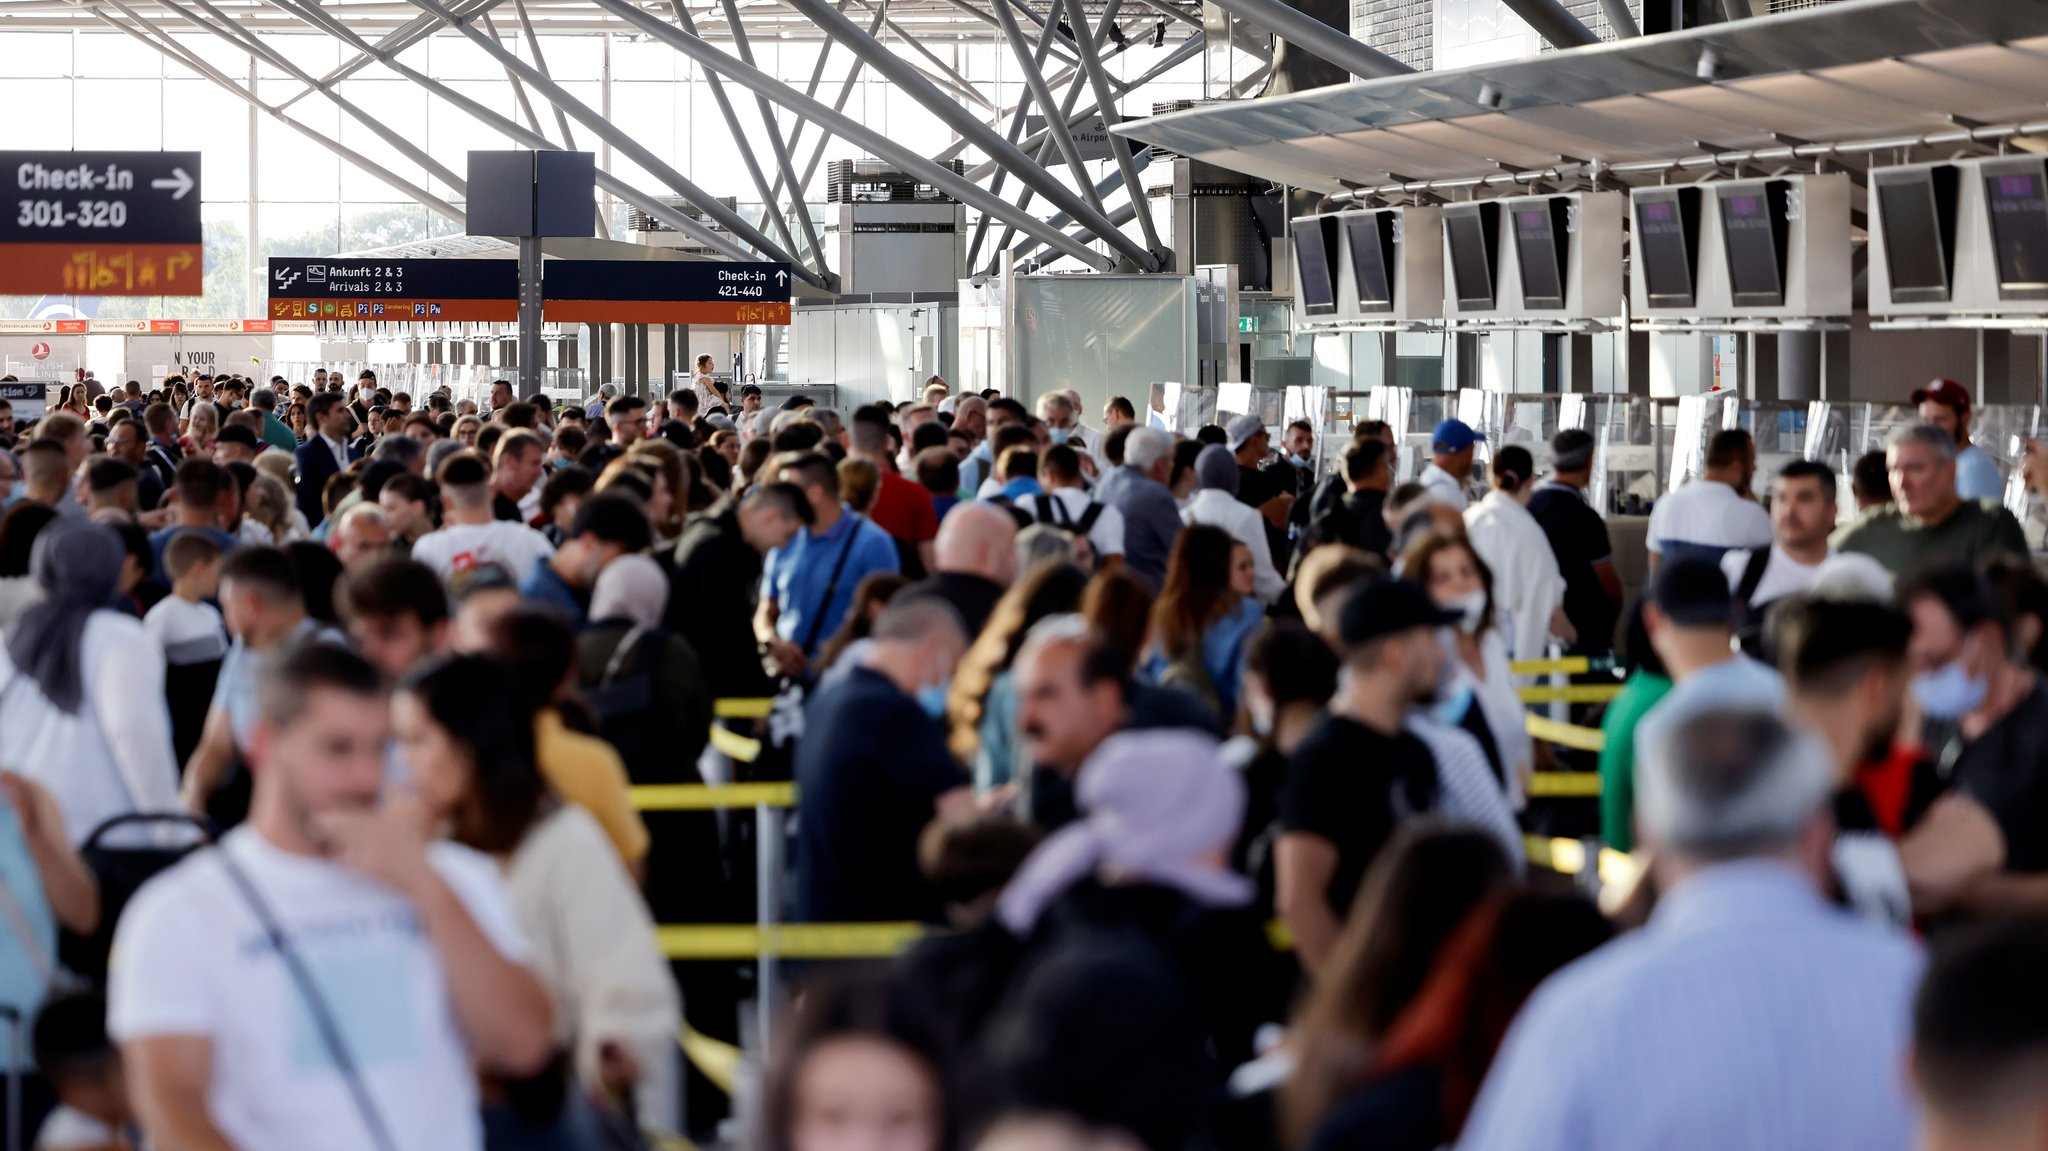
[1446,590,1487,633]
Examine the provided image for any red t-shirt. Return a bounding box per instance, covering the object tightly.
[869,470,939,545]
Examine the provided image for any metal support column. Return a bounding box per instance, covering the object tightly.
[586,0,1120,272]
[1198,0,1411,79]
[518,237,542,394]
[990,0,1106,218]
[1062,0,1163,253]
[665,0,801,264]
[716,0,831,277]
[401,0,819,279]
[1498,0,1600,48]
[773,0,1157,268]
[1598,0,1641,37]
[967,0,1066,269]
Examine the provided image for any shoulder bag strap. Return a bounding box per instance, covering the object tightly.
[1735,546,1772,610]
[215,847,401,1151]
[797,515,866,656]
[1073,501,1105,536]
[600,625,651,686]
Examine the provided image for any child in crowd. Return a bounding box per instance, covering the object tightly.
[140,532,227,666]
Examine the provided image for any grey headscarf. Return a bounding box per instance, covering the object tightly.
[590,553,669,629]
[996,728,1252,935]
[6,520,125,714]
[1194,444,1240,495]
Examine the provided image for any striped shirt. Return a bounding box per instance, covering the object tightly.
[1404,714,1522,871]
[1459,861,1921,1151]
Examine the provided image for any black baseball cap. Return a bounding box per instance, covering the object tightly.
[1652,555,1734,628]
[1339,577,1460,648]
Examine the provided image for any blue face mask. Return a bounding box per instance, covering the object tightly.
[916,684,949,720]
[1431,681,1474,726]
[1912,660,1988,721]
[1289,453,1312,469]
[1048,428,1072,445]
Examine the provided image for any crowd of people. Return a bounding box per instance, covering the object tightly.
[1,362,2048,1151]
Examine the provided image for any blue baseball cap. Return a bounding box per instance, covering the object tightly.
[1432,418,1484,452]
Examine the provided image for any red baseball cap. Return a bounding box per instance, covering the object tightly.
[1910,378,1971,412]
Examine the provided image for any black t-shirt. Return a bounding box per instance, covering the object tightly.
[1951,681,2048,873]
[1337,489,1393,560]
[492,491,524,523]
[1239,464,1294,567]
[794,667,966,922]
[1527,482,1616,655]
[1279,714,1439,915]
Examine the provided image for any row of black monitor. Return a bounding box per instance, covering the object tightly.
[1293,199,1572,317]
[1876,157,2048,303]
[1295,158,2048,315]
[1633,183,1791,310]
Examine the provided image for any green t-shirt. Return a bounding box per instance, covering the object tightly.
[1830,499,2029,581]
[1599,670,1674,854]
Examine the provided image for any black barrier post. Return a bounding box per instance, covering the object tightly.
[468,150,596,396]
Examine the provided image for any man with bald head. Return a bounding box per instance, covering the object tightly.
[903,501,1018,638]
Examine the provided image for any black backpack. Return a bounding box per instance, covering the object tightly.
[1031,493,1106,539]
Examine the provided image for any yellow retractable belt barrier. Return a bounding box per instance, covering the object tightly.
[1527,772,1602,798]
[1515,684,1623,705]
[679,1024,742,1095]
[1525,714,1606,753]
[1523,835,1640,888]
[657,922,927,960]
[714,698,775,719]
[631,782,797,811]
[708,726,764,764]
[1509,656,1590,675]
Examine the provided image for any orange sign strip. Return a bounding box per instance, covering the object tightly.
[0,242,206,297]
[268,298,518,322]
[543,300,793,325]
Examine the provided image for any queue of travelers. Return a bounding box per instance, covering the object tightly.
[3,364,2048,1151]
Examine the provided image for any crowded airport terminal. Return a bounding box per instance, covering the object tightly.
[7,0,2048,1149]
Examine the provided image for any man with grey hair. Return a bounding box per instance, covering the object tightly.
[1462,706,1923,1151]
[584,382,618,422]
[1094,425,1184,590]
[1036,390,1096,463]
[248,386,296,454]
[793,594,975,923]
[1834,422,2027,580]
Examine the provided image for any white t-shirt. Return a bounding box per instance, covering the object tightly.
[1419,462,1471,511]
[1646,478,1772,564]
[142,595,228,665]
[108,827,532,1151]
[1022,487,1126,559]
[410,520,555,584]
[1721,543,1829,608]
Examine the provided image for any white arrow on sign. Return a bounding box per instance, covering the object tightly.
[150,167,195,201]
[775,269,788,286]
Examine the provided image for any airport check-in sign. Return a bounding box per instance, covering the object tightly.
[542,260,794,324]
[1,151,205,296]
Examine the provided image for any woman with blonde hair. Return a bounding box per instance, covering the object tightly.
[181,400,219,458]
